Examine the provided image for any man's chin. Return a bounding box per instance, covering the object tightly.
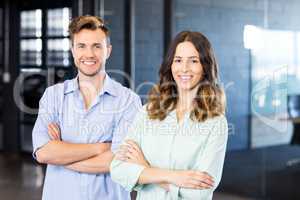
[78,69,103,77]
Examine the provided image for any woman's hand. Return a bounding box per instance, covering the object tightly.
[168,170,214,189]
[115,140,150,168]
[47,123,61,140]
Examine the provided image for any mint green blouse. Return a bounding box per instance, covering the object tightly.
[110,106,228,200]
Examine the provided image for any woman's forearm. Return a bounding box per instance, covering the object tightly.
[137,167,174,185]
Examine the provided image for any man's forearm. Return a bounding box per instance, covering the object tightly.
[36,140,110,165]
[65,151,114,174]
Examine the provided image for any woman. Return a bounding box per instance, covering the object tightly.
[110,31,228,200]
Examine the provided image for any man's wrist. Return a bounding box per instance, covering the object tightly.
[93,143,103,155]
[96,142,112,155]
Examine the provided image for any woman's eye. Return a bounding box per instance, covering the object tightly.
[192,60,199,63]
[174,59,181,63]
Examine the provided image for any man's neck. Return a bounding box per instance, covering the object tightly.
[78,72,106,110]
[78,72,105,91]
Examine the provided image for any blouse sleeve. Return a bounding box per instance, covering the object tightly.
[170,115,228,199]
[110,108,147,192]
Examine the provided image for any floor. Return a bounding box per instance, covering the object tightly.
[218,145,300,200]
[0,153,43,200]
[0,152,254,200]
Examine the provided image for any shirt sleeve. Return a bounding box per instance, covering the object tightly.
[32,87,58,160]
[111,93,142,153]
[170,115,228,199]
[110,108,147,192]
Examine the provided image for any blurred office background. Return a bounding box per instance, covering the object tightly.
[1,0,300,199]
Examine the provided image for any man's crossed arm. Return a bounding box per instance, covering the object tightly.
[35,123,113,174]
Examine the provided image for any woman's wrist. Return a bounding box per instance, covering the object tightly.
[164,169,176,184]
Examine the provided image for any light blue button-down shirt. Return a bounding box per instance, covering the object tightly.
[32,74,142,200]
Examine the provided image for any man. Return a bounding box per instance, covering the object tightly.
[32,15,141,200]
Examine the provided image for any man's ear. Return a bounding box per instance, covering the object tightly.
[106,45,112,59]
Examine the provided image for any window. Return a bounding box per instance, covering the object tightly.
[20,8,71,68]
[18,7,72,152]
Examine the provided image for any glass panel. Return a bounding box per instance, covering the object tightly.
[250,28,298,115]
[20,39,42,66]
[96,0,126,85]
[20,10,42,37]
[47,8,71,37]
[19,70,46,126]
[47,39,70,67]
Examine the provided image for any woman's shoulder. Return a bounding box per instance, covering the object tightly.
[209,114,227,122]
[202,114,228,127]
[134,104,149,121]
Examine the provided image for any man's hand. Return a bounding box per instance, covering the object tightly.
[115,140,150,168]
[48,123,61,140]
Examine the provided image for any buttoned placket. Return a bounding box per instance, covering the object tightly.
[78,90,105,200]
[74,89,89,199]
[169,111,190,167]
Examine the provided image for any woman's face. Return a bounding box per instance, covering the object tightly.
[171,41,203,93]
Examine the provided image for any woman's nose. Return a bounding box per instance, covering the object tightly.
[181,61,189,72]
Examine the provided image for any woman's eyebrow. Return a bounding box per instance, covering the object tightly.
[188,56,199,59]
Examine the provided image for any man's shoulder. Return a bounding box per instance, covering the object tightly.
[44,79,73,95]
[109,78,140,102]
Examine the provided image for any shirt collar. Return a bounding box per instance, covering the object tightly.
[64,73,118,97]
[100,74,118,97]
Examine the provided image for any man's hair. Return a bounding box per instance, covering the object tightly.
[68,15,110,45]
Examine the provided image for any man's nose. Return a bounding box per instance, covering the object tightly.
[85,46,96,57]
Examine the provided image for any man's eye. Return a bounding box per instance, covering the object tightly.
[95,45,102,49]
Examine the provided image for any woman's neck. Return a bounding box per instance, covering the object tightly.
[177,85,199,112]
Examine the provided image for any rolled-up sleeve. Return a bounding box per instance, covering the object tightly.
[170,116,228,199]
[110,108,147,191]
[32,88,57,160]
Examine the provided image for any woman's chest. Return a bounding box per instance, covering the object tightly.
[141,120,211,169]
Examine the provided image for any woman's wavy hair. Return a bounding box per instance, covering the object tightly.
[146,31,226,122]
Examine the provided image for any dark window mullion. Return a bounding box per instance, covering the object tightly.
[41,9,47,69]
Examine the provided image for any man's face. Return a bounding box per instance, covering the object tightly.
[71,29,111,77]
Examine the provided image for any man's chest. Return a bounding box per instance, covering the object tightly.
[57,97,116,143]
